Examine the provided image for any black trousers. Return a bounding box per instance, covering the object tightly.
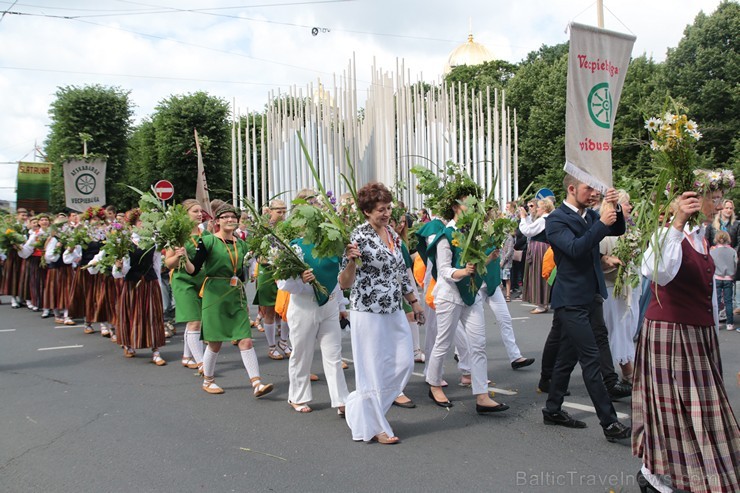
[545,297,618,427]
[540,295,618,388]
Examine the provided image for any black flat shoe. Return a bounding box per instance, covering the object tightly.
[542,409,587,428]
[476,403,509,414]
[392,398,416,409]
[428,389,453,408]
[603,421,631,442]
[511,357,535,370]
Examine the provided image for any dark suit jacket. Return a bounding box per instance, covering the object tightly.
[545,203,625,310]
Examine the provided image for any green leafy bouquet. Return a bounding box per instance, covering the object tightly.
[293,131,363,266]
[0,221,25,252]
[129,187,196,268]
[450,196,497,293]
[95,222,135,274]
[67,224,91,250]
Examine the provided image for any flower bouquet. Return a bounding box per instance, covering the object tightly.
[67,223,91,249]
[450,196,496,293]
[611,226,642,298]
[0,222,25,252]
[96,222,135,274]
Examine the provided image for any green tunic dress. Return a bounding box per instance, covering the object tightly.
[252,263,278,307]
[198,234,251,342]
[171,231,209,323]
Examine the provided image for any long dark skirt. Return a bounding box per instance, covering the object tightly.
[0,249,22,297]
[632,319,740,492]
[117,277,165,350]
[43,265,73,311]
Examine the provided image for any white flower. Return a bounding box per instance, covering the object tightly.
[709,171,722,182]
[291,244,305,261]
[650,140,661,151]
[689,130,702,141]
[663,112,677,124]
[644,117,662,132]
[685,120,698,132]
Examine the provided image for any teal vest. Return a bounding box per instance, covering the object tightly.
[292,239,339,306]
[482,246,502,297]
[426,227,481,306]
[401,242,412,269]
[414,219,446,266]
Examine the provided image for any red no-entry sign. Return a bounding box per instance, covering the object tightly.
[154,180,174,201]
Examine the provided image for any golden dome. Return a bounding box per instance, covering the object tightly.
[444,33,495,74]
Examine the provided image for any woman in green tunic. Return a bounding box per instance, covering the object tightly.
[166,199,208,371]
[182,203,274,398]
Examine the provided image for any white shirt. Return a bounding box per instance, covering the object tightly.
[519,214,548,237]
[641,224,718,326]
[431,219,482,306]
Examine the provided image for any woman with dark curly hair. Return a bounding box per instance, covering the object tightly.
[339,182,424,444]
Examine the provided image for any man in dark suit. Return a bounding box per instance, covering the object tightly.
[542,174,631,442]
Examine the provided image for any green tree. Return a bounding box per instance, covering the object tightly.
[44,84,133,211]
[122,118,158,208]
[662,1,739,166]
[150,91,231,204]
[445,59,518,93]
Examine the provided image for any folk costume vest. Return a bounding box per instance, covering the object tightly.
[426,227,481,306]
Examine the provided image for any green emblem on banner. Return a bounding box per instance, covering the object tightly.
[75,173,96,195]
[588,82,612,129]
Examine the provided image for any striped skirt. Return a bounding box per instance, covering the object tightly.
[17,258,30,301]
[523,240,550,306]
[632,319,740,492]
[0,249,22,296]
[43,265,74,310]
[23,257,44,308]
[117,277,165,350]
[67,268,88,319]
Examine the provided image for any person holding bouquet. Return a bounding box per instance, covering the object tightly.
[43,215,75,324]
[423,181,509,414]
[339,182,422,444]
[165,199,208,372]
[276,189,350,415]
[181,203,273,398]
[635,176,740,493]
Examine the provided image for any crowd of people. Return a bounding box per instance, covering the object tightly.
[1,170,739,492]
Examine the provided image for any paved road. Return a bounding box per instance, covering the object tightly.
[1,292,739,493]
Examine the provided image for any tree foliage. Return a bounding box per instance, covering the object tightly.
[44,84,133,211]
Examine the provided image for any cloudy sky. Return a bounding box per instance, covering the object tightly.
[0,0,724,204]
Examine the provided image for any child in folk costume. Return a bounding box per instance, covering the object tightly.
[164,199,207,372]
[44,214,75,324]
[18,214,50,312]
[112,239,166,365]
[181,203,273,398]
[253,199,292,360]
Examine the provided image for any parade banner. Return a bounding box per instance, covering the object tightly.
[194,129,213,219]
[564,23,635,192]
[17,161,52,212]
[63,158,107,211]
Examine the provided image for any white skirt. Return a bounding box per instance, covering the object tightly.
[603,284,641,366]
[345,309,413,441]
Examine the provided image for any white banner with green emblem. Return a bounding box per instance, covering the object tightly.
[63,158,107,211]
[564,22,635,192]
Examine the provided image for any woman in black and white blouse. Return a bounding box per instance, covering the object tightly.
[339,182,424,444]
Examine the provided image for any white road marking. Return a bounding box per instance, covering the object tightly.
[0,328,17,332]
[54,325,85,329]
[487,386,518,396]
[342,357,353,364]
[563,401,630,420]
[511,317,530,320]
[37,345,84,351]
[520,303,537,308]
[411,372,425,378]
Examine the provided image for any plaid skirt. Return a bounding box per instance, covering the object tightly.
[523,240,550,306]
[117,277,165,350]
[632,319,740,492]
[0,249,21,296]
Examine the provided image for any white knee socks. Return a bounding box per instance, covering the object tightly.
[182,329,193,359]
[240,347,261,381]
[186,328,205,364]
[264,322,276,346]
[202,346,219,378]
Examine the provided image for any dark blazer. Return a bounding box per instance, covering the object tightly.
[545,203,625,309]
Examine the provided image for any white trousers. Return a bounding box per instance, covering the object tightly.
[287,293,349,407]
[346,310,413,441]
[426,298,488,395]
[484,288,523,362]
[422,302,438,377]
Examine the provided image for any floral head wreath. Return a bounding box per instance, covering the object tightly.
[693,169,735,194]
[124,208,141,226]
[80,206,107,221]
